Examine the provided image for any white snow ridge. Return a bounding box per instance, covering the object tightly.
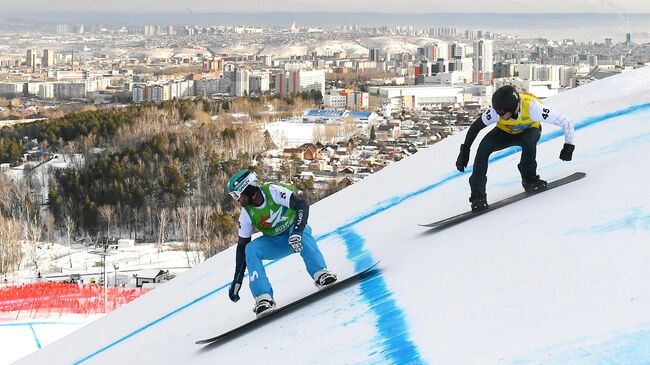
[17,67,650,364]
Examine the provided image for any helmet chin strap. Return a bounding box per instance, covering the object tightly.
[511,102,521,120]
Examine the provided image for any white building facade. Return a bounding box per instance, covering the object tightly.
[472,39,493,84]
[275,69,325,97]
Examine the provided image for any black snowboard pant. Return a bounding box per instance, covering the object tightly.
[469,126,541,196]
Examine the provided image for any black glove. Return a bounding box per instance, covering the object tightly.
[559,143,575,161]
[456,144,470,172]
[228,281,242,302]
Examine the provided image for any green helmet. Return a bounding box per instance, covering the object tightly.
[228,169,259,200]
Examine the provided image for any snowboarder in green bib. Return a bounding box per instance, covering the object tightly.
[226,169,337,317]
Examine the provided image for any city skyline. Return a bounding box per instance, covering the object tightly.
[1,0,650,13]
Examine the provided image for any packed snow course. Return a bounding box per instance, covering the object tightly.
[17,67,650,365]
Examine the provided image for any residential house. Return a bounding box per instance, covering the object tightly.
[282,143,321,160]
[376,124,401,141]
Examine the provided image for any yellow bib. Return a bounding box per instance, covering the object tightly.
[496,92,541,134]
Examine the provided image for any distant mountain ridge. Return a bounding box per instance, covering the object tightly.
[1,12,647,29]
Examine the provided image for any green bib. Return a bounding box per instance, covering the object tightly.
[244,183,296,236]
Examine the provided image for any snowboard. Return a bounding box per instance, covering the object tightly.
[196,261,380,346]
[420,172,586,231]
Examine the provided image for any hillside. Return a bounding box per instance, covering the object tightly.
[16,66,650,365]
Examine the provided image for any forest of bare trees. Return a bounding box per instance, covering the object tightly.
[0,94,329,275]
[0,174,40,274]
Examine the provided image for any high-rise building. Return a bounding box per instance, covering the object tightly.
[132,84,145,104]
[144,25,157,36]
[538,65,561,82]
[249,72,270,93]
[417,43,448,61]
[369,48,381,62]
[472,39,493,84]
[451,43,467,58]
[38,83,54,99]
[493,62,515,78]
[56,24,68,35]
[53,82,88,99]
[517,64,538,81]
[167,25,174,36]
[432,58,448,74]
[235,68,251,97]
[0,83,23,97]
[26,49,36,68]
[626,33,632,46]
[42,49,54,67]
[275,69,325,97]
[419,61,432,76]
[559,66,577,88]
[421,44,437,60]
[151,84,164,102]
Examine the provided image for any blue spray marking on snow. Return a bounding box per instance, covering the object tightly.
[73,102,650,363]
[567,208,650,234]
[337,228,424,364]
[29,325,41,349]
[588,131,650,157]
[511,327,650,365]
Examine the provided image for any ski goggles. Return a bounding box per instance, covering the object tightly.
[495,104,521,118]
[229,185,248,200]
[495,108,509,117]
[229,181,256,200]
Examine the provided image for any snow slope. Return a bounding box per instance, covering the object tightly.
[17,67,650,365]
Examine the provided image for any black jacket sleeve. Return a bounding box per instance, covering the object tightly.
[462,115,488,149]
[233,236,250,284]
[289,194,309,234]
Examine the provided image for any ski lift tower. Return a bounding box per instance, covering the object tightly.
[89,242,115,313]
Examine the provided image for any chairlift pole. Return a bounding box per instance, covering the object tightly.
[103,252,107,313]
[89,241,113,313]
[113,263,120,287]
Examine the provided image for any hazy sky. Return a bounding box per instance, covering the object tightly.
[1,0,649,13]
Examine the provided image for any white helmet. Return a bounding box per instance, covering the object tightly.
[228,169,259,200]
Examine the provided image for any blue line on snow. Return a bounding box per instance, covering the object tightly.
[29,325,41,349]
[338,228,424,364]
[73,283,230,364]
[341,101,650,227]
[73,101,650,363]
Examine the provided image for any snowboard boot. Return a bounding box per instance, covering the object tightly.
[469,193,489,213]
[313,269,337,289]
[522,175,548,193]
[253,294,276,318]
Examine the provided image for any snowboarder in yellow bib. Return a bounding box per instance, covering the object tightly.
[455,85,576,212]
[226,169,337,317]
